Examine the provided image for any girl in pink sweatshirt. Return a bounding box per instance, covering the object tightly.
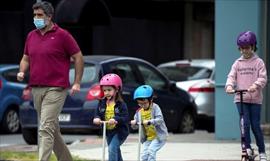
[225,31,268,161]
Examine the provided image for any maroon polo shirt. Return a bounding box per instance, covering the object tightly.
[24,24,80,88]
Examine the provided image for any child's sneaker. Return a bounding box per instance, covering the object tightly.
[246,148,253,156]
[259,153,267,161]
[245,148,257,160]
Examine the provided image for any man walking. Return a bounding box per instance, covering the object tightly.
[17,1,84,161]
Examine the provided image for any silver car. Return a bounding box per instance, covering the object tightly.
[157,59,215,132]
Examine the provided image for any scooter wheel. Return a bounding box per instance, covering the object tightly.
[241,156,247,161]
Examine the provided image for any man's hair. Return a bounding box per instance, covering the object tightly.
[32,1,54,17]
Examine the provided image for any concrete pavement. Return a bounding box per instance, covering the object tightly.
[69,131,270,161]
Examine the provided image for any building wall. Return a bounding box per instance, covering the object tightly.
[183,2,214,59]
[262,0,270,123]
[92,17,183,65]
[215,0,269,139]
[0,0,214,65]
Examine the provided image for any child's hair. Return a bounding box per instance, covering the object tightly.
[136,97,152,102]
[253,45,257,52]
[113,86,124,102]
[136,95,157,102]
[238,45,257,52]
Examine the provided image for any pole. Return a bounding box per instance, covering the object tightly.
[37,112,40,159]
[102,122,106,161]
[137,112,142,161]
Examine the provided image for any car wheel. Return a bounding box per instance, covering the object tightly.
[196,117,215,133]
[22,128,37,145]
[178,111,195,133]
[206,119,215,133]
[1,108,20,133]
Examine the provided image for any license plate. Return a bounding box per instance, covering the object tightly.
[58,114,71,122]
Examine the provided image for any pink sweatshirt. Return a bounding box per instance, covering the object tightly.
[226,54,267,104]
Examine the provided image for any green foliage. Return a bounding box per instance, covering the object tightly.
[0,151,96,161]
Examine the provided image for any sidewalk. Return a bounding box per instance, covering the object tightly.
[69,131,270,161]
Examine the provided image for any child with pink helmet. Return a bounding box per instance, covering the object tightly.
[93,73,129,161]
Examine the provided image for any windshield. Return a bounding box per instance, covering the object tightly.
[159,66,212,82]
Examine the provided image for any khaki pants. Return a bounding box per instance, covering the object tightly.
[32,87,73,161]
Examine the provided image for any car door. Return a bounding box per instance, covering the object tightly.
[134,61,180,130]
[64,63,100,109]
[0,66,27,133]
[1,67,28,100]
[103,60,141,120]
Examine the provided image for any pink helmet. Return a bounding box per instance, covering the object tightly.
[99,73,122,90]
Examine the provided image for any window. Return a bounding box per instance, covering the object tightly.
[137,63,166,90]
[188,67,211,80]
[2,68,29,84]
[69,64,98,84]
[159,66,212,81]
[110,63,140,87]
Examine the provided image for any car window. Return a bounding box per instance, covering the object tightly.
[109,63,140,87]
[2,68,29,84]
[159,66,212,81]
[159,66,186,82]
[137,63,166,90]
[69,63,98,84]
[188,67,211,80]
[211,71,215,80]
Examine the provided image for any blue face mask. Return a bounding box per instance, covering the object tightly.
[33,18,46,29]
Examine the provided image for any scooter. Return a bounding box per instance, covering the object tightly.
[101,115,143,161]
[101,121,108,161]
[137,112,142,161]
[235,90,257,161]
[130,112,143,161]
[101,120,121,161]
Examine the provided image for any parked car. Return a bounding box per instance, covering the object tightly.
[0,65,28,133]
[157,59,215,132]
[20,55,197,144]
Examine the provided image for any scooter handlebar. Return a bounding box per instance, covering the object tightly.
[100,121,109,124]
[100,120,118,125]
[234,89,248,93]
[129,121,144,125]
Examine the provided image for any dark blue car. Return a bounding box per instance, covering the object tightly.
[0,65,28,133]
[20,55,197,144]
